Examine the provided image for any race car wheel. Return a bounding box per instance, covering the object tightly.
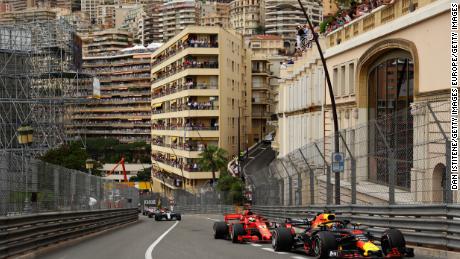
[154,215,160,221]
[313,231,337,259]
[176,214,181,221]
[231,223,245,243]
[214,221,228,239]
[381,228,406,255]
[272,227,293,251]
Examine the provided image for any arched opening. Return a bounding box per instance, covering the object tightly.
[367,50,414,189]
[432,163,447,203]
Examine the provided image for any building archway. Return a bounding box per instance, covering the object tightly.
[432,163,446,203]
[357,39,418,189]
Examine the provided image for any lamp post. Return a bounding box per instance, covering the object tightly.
[276,2,341,205]
[85,158,95,175]
[17,125,34,213]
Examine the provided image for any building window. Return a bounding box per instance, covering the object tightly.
[332,67,338,96]
[368,50,414,189]
[349,63,355,94]
[340,65,346,96]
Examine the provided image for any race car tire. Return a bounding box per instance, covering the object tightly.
[381,228,406,255]
[231,223,245,243]
[313,231,338,259]
[214,221,228,239]
[272,227,293,251]
[154,215,160,221]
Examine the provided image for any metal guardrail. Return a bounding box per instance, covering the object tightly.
[174,205,235,215]
[252,205,460,251]
[0,208,139,258]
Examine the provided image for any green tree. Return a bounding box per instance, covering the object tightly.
[129,167,152,182]
[255,25,266,35]
[40,142,89,172]
[216,170,245,205]
[197,145,228,184]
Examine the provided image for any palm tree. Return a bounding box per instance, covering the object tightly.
[197,145,228,185]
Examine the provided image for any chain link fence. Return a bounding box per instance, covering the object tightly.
[0,152,139,216]
[248,99,455,206]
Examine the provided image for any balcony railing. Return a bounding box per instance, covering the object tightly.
[152,125,219,131]
[152,62,219,84]
[152,103,218,114]
[152,142,208,152]
[326,0,430,48]
[152,83,218,98]
[153,40,219,67]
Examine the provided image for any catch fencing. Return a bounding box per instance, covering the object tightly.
[0,152,139,216]
[246,100,455,206]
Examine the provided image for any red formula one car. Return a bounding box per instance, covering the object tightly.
[272,211,415,258]
[213,209,273,243]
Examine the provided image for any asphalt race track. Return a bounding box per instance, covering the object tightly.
[41,214,437,259]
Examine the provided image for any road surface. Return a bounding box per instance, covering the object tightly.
[41,214,437,259]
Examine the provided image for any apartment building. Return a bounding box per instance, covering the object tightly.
[150,26,251,194]
[248,34,285,143]
[265,0,322,49]
[0,0,34,11]
[199,1,230,28]
[81,0,100,23]
[229,0,264,37]
[0,8,57,23]
[322,0,338,17]
[142,0,162,43]
[96,4,116,28]
[159,0,199,42]
[83,29,133,57]
[274,38,325,157]
[70,46,157,144]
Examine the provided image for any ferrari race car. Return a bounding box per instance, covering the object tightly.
[213,209,272,243]
[271,211,415,258]
[150,208,181,221]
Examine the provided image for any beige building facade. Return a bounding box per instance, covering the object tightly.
[199,1,230,28]
[150,26,251,194]
[82,29,133,57]
[70,47,155,144]
[248,35,285,143]
[321,0,453,204]
[229,0,264,37]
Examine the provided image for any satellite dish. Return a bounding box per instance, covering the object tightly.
[89,197,97,206]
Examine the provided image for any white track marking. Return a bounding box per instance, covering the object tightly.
[291,256,308,259]
[250,243,263,247]
[206,217,220,222]
[261,247,288,254]
[145,221,179,259]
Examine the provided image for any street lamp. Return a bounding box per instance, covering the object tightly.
[276,1,341,205]
[17,125,34,213]
[85,158,95,175]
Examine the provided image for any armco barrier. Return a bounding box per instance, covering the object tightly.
[252,205,460,251]
[174,204,235,215]
[0,208,138,258]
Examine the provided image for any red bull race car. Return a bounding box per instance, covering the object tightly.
[271,211,415,258]
[213,209,272,243]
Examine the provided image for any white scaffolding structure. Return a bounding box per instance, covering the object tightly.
[0,18,92,155]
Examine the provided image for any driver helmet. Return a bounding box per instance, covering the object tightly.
[249,217,256,222]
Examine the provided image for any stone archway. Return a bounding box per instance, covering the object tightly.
[355,39,419,188]
[432,163,446,203]
[356,39,419,109]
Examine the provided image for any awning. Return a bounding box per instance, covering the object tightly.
[152,103,163,108]
[170,99,177,105]
[171,137,177,142]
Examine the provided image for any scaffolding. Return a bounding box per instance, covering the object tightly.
[0,17,92,155]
